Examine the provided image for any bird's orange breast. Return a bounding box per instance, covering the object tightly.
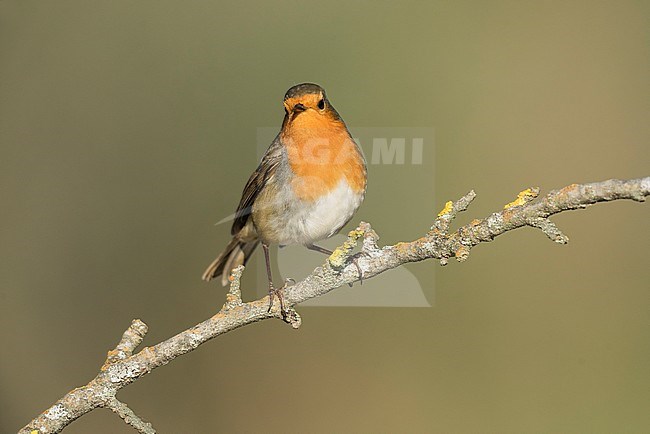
[281,112,366,202]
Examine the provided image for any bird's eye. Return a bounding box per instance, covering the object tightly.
[317,99,325,110]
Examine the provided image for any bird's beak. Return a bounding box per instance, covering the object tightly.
[285,103,307,123]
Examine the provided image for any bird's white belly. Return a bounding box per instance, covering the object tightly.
[271,179,363,246]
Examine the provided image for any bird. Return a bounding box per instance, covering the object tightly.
[202,83,367,311]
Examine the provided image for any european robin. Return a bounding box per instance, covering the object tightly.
[202,83,367,310]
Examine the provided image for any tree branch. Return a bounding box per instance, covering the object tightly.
[20,177,649,433]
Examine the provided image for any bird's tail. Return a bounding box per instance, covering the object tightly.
[202,238,259,286]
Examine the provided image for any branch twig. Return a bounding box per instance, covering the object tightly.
[106,398,155,434]
[20,177,649,434]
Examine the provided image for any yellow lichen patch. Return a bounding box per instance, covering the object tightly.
[437,201,453,217]
[328,229,364,269]
[503,188,539,209]
[470,219,482,226]
[394,241,412,253]
[31,430,39,434]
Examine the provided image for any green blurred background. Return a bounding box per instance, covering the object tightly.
[1,1,648,432]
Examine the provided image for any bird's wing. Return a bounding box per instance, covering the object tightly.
[231,136,283,235]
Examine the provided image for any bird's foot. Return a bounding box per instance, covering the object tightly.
[267,278,295,319]
[347,252,368,286]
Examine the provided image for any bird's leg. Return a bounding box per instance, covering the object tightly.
[307,244,365,284]
[306,244,334,255]
[262,243,286,316]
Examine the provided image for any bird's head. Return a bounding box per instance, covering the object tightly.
[282,83,341,126]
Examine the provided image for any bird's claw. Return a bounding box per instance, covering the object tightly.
[267,278,295,319]
[347,253,367,286]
